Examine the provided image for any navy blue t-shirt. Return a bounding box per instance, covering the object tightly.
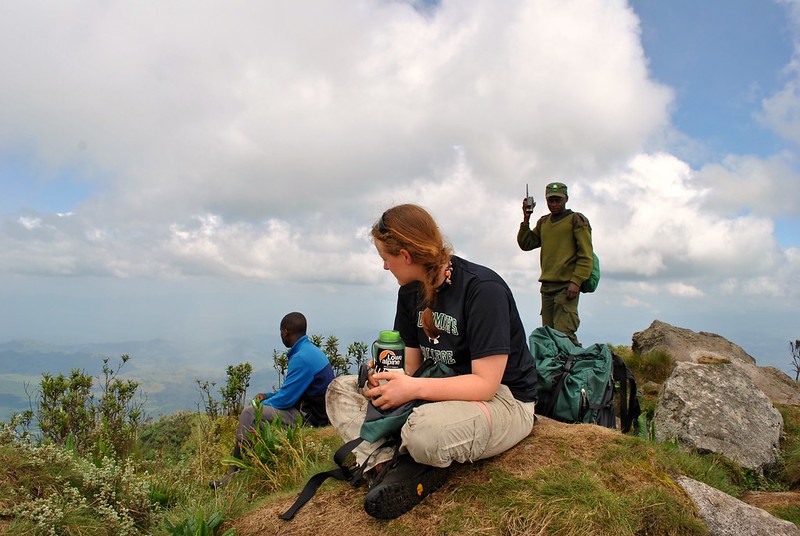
[394,256,538,402]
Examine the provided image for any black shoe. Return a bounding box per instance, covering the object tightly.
[363,455,449,519]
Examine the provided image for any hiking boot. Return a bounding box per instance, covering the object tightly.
[363,454,449,519]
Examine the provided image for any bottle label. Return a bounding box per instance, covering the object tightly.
[378,348,404,371]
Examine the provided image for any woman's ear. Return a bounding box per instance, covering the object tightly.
[399,248,414,264]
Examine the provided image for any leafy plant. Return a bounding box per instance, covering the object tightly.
[222,412,314,492]
[38,368,95,450]
[324,335,350,376]
[195,379,220,419]
[97,355,145,458]
[272,349,288,388]
[36,355,144,459]
[622,348,675,385]
[347,341,369,371]
[219,363,253,418]
[164,510,234,536]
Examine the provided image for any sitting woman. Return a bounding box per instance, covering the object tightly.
[326,203,538,519]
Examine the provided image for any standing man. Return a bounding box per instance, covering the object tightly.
[517,182,593,346]
[210,311,335,489]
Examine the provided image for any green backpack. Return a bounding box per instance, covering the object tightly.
[572,212,600,293]
[529,327,639,431]
[580,252,600,293]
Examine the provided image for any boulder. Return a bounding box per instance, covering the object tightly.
[632,319,756,365]
[654,362,783,474]
[677,476,800,536]
[633,320,800,406]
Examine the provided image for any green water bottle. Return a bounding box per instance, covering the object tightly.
[372,330,405,375]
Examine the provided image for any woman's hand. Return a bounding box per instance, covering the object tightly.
[366,370,415,410]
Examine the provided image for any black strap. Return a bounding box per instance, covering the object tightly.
[280,435,400,520]
[611,352,640,433]
[545,354,574,419]
[279,437,364,520]
[622,371,641,434]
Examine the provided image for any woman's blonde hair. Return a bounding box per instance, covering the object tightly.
[371,204,453,339]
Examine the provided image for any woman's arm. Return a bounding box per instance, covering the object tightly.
[368,354,507,410]
[403,347,423,376]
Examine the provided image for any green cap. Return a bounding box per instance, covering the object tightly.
[379,330,401,342]
[545,182,568,199]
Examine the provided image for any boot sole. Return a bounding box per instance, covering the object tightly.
[363,467,448,519]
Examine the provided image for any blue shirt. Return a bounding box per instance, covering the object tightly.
[262,335,334,410]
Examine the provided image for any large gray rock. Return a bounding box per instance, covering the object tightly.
[677,476,799,535]
[654,362,783,474]
[633,320,800,406]
[632,320,755,365]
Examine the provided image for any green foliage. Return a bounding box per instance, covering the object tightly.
[272,349,288,387]
[37,355,144,459]
[222,412,322,492]
[1,409,34,444]
[38,368,95,449]
[768,504,800,527]
[323,335,350,376]
[219,363,252,418]
[621,348,675,385]
[195,379,220,420]
[347,341,369,370]
[1,442,154,535]
[458,449,706,535]
[138,412,200,461]
[790,340,800,382]
[164,510,235,536]
[612,346,675,441]
[8,337,800,533]
[97,355,144,459]
[778,405,800,487]
[273,337,368,382]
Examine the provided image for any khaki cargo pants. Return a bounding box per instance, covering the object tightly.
[325,375,536,470]
[541,282,580,346]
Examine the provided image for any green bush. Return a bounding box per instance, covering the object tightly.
[222,413,320,492]
[164,510,234,536]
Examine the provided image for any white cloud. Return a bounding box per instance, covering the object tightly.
[760,1,800,148]
[666,282,703,297]
[1,0,799,363]
[695,153,800,218]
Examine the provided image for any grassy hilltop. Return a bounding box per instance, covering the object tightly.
[1,347,800,535]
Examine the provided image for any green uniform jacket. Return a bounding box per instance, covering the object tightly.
[517,210,594,287]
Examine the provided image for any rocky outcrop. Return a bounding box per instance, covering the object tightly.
[677,477,800,535]
[632,320,756,365]
[654,362,783,473]
[633,320,800,406]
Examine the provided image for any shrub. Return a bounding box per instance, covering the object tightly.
[35,355,144,460]
[222,412,321,492]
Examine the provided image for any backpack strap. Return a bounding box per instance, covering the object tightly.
[279,437,365,520]
[571,211,591,230]
[280,436,399,520]
[611,353,641,433]
[545,354,574,419]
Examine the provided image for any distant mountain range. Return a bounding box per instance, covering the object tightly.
[0,338,286,422]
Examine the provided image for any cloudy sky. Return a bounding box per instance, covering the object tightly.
[1,0,798,372]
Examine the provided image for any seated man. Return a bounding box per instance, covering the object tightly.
[210,311,335,489]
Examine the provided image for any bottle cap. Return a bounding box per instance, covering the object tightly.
[379,330,401,342]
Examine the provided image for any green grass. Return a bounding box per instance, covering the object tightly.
[3,354,800,534]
